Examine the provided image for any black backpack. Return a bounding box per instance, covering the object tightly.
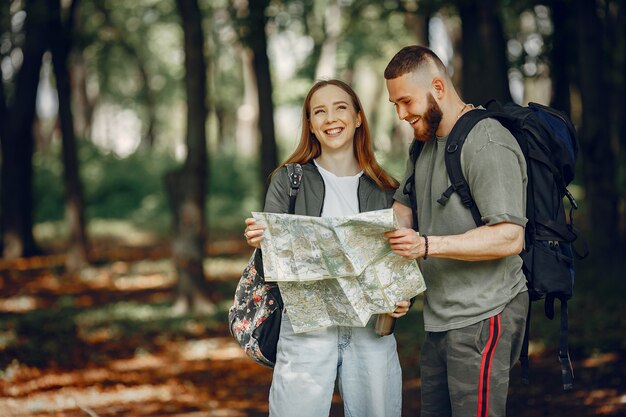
[403,101,588,390]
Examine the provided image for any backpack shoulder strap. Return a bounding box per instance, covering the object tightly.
[285,163,303,214]
[403,140,425,231]
[439,109,495,227]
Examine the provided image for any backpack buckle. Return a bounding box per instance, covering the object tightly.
[287,164,303,196]
[437,186,454,206]
[453,182,475,208]
[289,174,302,196]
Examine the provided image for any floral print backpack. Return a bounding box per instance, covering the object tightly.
[228,164,302,367]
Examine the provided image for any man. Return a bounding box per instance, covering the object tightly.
[384,45,529,417]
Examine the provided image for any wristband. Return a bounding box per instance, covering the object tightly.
[423,235,429,260]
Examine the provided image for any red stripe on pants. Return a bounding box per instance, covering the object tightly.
[477,315,501,417]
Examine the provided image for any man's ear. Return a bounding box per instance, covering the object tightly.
[432,77,445,99]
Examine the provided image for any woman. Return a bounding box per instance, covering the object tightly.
[244,79,409,417]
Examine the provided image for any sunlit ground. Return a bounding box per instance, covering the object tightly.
[0,223,625,416]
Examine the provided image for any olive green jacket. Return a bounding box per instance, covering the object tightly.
[263,162,395,216]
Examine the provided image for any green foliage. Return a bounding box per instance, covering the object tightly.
[207,153,261,233]
[77,0,183,146]
[33,141,177,233]
[33,142,262,236]
[80,143,177,229]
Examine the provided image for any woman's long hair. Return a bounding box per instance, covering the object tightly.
[272,79,399,190]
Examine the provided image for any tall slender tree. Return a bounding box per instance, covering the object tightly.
[0,0,8,255]
[314,0,341,79]
[239,0,278,193]
[549,0,573,115]
[49,0,89,272]
[619,3,626,246]
[165,0,213,314]
[0,0,48,258]
[606,0,626,246]
[457,0,511,103]
[574,0,618,258]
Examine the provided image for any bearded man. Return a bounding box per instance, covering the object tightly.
[384,45,529,417]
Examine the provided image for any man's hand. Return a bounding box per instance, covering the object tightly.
[384,227,426,260]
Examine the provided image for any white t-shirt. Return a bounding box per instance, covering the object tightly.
[314,159,363,218]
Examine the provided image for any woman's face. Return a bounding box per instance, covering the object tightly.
[308,85,362,154]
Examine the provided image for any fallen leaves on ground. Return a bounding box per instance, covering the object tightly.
[0,244,625,417]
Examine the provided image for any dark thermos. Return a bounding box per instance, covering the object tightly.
[374,314,396,336]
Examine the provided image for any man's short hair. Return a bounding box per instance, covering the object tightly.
[384,45,448,80]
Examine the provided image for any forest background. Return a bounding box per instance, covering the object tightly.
[0,0,625,416]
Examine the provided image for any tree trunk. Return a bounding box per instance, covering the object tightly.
[123,44,157,152]
[167,0,213,314]
[49,0,89,273]
[1,0,48,258]
[403,4,429,47]
[549,0,573,115]
[0,3,7,256]
[618,2,626,244]
[70,54,95,138]
[235,48,259,157]
[575,0,619,258]
[246,0,278,194]
[314,0,340,79]
[605,0,626,247]
[457,0,511,104]
[137,60,157,151]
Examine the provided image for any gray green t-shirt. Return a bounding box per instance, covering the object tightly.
[394,117,528,332]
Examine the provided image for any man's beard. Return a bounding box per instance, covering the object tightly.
[414,93,443,142]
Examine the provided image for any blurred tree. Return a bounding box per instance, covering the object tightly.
[314,0,340,79]
[0,1,7,256]
[549,0,574,115]
[361,0,431,155]
[206,5,239,153]
[400,0,431,48]
[165,0,213,314]
[457,0,512,103]
[603,0,626,248]
[77,0,181,153]
[574,0,619,258]
[618,3,626,245]
[232,0,278,194]
[0,0,48,258]
[48,0,89,273]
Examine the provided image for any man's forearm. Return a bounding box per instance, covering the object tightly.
[427,223,524,261]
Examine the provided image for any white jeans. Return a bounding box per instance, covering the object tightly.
[269,311,402,417]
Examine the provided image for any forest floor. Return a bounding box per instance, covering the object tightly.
[0,237,625,417]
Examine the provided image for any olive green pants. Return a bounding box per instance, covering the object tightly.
[420,291,529,417]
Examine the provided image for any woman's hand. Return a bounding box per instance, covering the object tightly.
[390,300,410,318]
[244,218,265,249]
